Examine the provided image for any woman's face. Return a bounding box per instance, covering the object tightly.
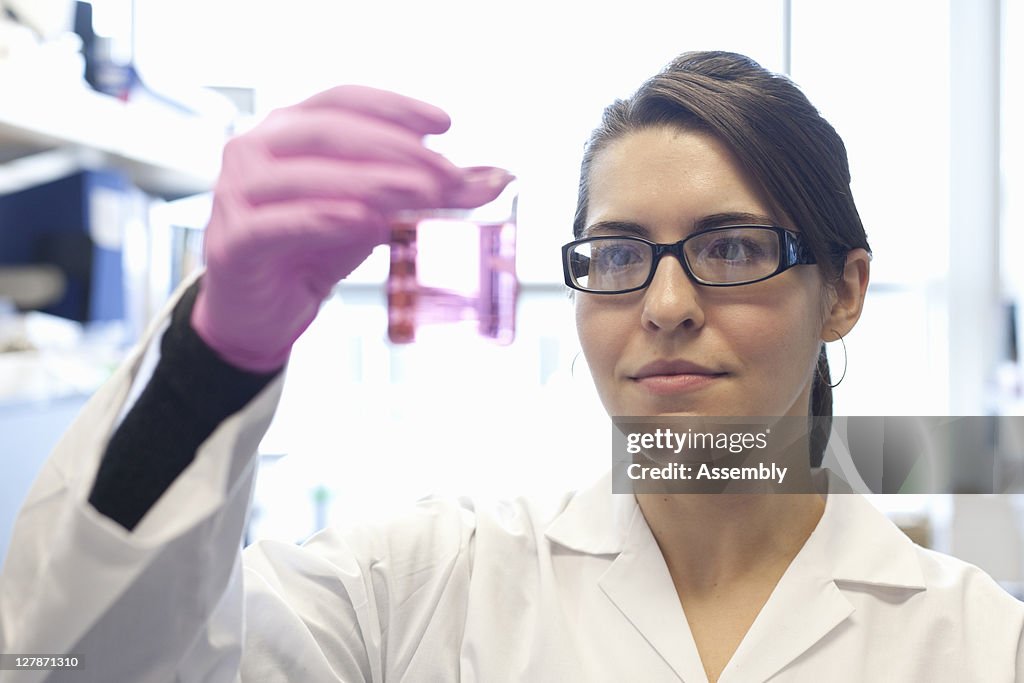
[575,126,829,418]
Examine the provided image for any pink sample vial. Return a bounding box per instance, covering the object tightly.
[387,182,518,345]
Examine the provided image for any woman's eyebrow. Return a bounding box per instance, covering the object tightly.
[583,212,778,239]
[695,212,777,231]
[581,220,651,238]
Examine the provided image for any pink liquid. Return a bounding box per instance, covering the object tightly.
[387,217,517,344]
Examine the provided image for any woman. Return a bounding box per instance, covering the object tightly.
[1,52,1021,682]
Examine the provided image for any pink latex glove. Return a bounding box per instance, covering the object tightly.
[191,85,514,372]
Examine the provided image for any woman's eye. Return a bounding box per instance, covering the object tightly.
[595,244,645,269]
[708,238,764,261]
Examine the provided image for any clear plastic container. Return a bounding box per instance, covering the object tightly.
[387,181,517,345]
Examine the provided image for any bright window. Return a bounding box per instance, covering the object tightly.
[132,2,1007,546]
[131,1,791,541]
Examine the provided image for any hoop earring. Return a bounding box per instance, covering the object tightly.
[827,331,848,389]
[570,350,583,378]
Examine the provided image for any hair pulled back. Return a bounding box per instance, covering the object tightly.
[574,51,871,466]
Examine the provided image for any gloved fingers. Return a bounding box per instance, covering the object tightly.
[442,166,516,208]
[260,108,461,184]
[295,84,452,136]
[242,159,450,211]
[241,198,388,272]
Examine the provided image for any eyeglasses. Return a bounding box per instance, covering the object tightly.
[561,225,817,294]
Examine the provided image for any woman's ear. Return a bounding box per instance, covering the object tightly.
[823,248,871,340]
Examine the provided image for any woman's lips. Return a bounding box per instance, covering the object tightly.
[632,372,726,395]
[629,360,726,395]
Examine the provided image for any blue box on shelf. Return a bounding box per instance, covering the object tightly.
[0,170,132,323]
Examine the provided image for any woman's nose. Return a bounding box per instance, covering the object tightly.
[640,255,705,332]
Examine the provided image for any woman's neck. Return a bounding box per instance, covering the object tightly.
[636,487,825,594]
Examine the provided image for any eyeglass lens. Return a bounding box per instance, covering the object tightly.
[569,228,783,290]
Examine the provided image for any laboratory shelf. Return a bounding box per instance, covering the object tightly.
[0,78,224,199]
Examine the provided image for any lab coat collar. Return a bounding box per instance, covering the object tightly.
[719,471,927,681]
[809,469,927,590]
[545,468,927,591]
[544,468,928,681]
[544,470,633,555]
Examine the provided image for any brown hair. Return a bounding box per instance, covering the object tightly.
[574,51,871,466]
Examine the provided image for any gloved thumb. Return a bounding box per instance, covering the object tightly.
[442,166,515,209]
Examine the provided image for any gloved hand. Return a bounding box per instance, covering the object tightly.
[191,85,514,372]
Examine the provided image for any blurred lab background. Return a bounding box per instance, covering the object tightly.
[0,0,1021,597]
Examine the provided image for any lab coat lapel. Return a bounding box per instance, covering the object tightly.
[718,471,926,682]
[547,473,854,682]
[717,545,854,682]
[598,504,709,683]
[545,470,927,683]
[547,474,704,681]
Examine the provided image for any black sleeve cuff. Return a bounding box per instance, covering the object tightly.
[89,280,281,530]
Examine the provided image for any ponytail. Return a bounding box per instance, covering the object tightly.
[809,344,832,467]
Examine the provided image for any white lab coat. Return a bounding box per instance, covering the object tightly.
[1,284,1023,683]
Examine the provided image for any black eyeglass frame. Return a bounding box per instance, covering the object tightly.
[561,225,818,294]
